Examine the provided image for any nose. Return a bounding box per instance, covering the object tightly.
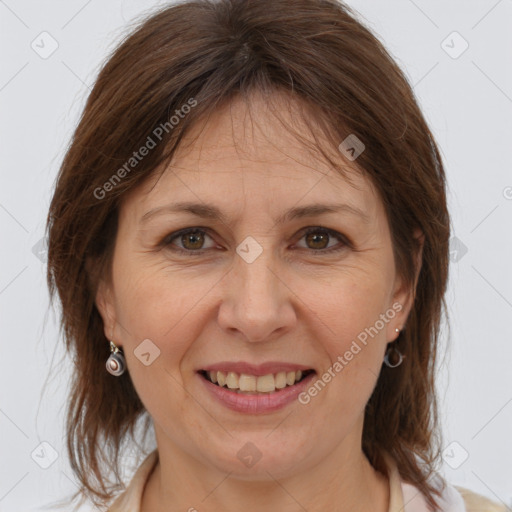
[217,245,297,343]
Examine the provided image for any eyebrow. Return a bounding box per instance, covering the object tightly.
[140,201,370,225]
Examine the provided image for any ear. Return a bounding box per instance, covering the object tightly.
[388,228,424,340]
[95,277,118,343]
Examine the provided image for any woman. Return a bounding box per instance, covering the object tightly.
[45,0,505,511]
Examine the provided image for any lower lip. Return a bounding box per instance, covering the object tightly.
[198,372,316,414]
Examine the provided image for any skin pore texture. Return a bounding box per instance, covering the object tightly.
[95,91,422,512]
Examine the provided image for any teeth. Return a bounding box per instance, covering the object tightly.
[239,374,256,392]
[226,371,239,389]
[256,374,275,392]
[275,371,287,389]
[205,369,309,392]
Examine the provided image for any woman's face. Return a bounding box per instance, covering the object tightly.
[96,93,417,480]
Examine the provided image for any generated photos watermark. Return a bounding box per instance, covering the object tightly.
[93,98,198,200]
[298,301,403,405]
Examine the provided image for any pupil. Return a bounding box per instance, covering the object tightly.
[307,231,328,249]
[183,231,204,250]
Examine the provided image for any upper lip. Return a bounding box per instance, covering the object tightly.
[198,361,315,377]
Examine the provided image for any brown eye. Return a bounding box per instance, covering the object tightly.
[180,230,205,250]
[305,230,330,250]
[295,227,348,254]
[163,226,348,256]
[164,228,216,253]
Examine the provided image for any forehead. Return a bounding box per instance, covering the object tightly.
[121,91,380,222]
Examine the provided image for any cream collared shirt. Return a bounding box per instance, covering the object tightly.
[107,450,506,512]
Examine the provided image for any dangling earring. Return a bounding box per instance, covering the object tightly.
[383,327,404,368]
[106,340,126,376]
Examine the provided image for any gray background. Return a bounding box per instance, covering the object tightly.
[1,0,511,510]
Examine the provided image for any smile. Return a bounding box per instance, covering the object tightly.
[197,367,317,414]
[199,369,315,394]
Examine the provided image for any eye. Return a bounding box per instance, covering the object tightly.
[162,226,349,255]
[294,226,348,254]
[163,228,217,253]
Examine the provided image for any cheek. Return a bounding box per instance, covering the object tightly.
[304,268,392,349]
[301,271,390,404]
[112,258,220,366]
[114,251,392,362]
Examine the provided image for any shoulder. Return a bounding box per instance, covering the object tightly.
[455,486,509,512]
[382,450,506,512]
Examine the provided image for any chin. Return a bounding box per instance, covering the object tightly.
[198,436,312,481]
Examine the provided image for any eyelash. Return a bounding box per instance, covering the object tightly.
[161,226,350,256]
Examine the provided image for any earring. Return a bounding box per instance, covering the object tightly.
[106,340,126,376]
[383,328,404,368]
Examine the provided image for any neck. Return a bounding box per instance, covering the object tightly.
[141,432,389,512]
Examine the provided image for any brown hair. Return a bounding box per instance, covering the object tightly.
[46,0,451,510]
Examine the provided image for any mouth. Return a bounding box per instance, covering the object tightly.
[198,369,316,394]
